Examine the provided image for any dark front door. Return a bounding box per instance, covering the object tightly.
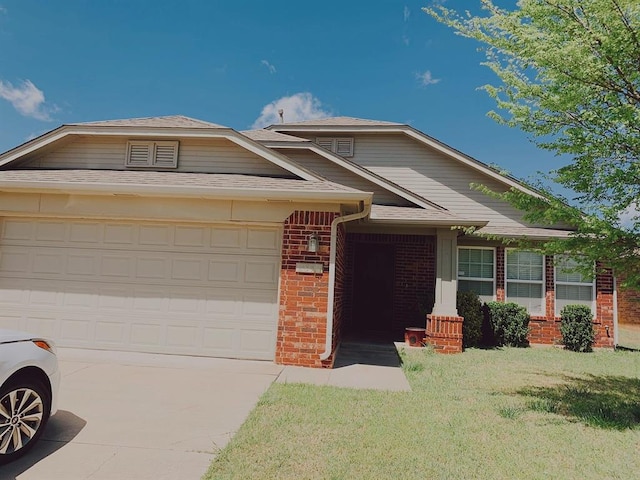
[351,242,395,335]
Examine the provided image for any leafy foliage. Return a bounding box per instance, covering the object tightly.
[486,301,530,347]
[424,1,640,288]
[457,291,483,348]
[560,304,596,352]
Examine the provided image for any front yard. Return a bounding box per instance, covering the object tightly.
[205,347,640,480]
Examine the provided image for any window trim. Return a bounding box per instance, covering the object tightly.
[315,137,354,157]
[554,255,596,316]
[505,249,546,316]
[126,140,179,168]
[457,246,496,301]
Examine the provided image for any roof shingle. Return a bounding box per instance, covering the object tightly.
[241,130,310,142]
[0,170,361,193]
[273,116,402,127]
[71,115,227,129]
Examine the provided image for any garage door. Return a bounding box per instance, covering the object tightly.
[0,218,281,360]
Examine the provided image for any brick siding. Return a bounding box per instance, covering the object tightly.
[276,211,342,368]
[617,275,640,326]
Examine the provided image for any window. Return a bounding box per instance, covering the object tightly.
[315,137,354,157]
[506,250,545,315]
[555,255,595,315]
[458,247,495,302]
[126,141,179,168]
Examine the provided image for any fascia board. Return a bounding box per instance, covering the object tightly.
[368,218,488,228]
[0,180,372,203]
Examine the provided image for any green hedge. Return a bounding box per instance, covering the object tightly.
[457,291,483,348]
[486,302,530,347]
[560,304,595,352]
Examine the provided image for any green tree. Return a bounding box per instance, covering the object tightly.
[424,0,640,288]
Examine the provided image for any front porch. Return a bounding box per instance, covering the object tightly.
[274,209,616,368]
[341,229,463,353]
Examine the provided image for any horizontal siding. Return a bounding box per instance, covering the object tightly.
[280,149,411,206]
[346,133,530,226]
[21,137,293,177]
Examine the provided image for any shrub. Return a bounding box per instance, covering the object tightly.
[560,304,595,352]
[457,291,483,348]
[486,301,530,347]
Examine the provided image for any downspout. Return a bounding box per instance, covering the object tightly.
[319,200,371,361]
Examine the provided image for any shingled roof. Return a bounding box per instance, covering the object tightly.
[72,115,227,129]
[271,116,402,127]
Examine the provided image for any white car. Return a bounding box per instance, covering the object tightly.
[0,329,60,464]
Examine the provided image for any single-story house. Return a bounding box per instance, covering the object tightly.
[0,115,615,367]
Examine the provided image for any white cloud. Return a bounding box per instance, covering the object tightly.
[252,92,331,129]
[416,70,441,86]
[402,34,410,46]
[261,60,276,74]
[0,6,7,14]
[0,79,57,121]
[404,6,410,22]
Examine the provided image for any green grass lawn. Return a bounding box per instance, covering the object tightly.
[204,347,640,480]
[618,323,640,350]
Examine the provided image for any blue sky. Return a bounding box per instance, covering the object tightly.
[0,0,566,187]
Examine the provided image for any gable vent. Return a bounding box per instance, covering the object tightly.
[126,141,179,168]
[315,137,354,157]
[127,142,153,166]
[154,142,179,167]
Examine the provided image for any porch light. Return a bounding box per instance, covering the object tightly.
[307,233,319,253]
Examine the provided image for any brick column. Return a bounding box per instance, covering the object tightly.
[425,314,463,353]
[425,229,463,353]
[594,264,615,348]
[496,246,505,302]
[276,211,340,368]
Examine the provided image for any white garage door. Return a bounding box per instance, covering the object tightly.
[0,218,281,360]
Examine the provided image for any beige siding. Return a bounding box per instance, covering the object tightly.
[344,133,529,226]
[279,148,411,206]
[21,136,293,177]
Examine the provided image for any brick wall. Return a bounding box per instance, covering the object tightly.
[618,275,640,326]
[344,233,436,339]
[496,246,505,302]
[495,249,614,348]
[594,265,615,348]
[276,211,340,368]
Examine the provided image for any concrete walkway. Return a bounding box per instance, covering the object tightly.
[277,342,411,392]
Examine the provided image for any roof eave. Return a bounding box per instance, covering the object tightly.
[0,181,372,203]
[368,218,488,228]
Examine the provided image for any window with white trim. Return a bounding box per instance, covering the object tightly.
[315,137,354,157]
[555,255,595,315]
[126,141,179,168]
[458,247,495,303]
[506,250,545,315]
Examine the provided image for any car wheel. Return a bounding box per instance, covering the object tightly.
[0,380,51,464]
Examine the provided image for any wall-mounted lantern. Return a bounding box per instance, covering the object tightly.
[307,233,319,253]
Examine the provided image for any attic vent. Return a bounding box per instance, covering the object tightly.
[126,141,179,168]
[316,137,354,157]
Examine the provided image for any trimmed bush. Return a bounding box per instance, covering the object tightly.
[457,291,483,348]
[560,304,595,352]
[486,301,530,347]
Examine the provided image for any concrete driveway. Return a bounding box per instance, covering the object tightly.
[4,348,283,480]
